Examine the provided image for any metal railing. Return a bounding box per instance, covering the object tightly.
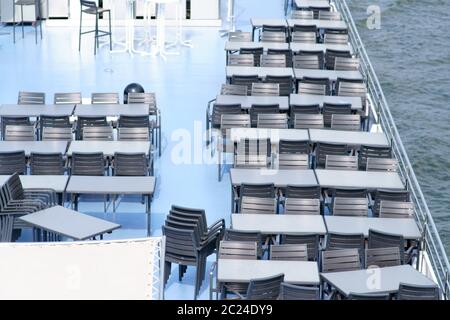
[334,0,450,299]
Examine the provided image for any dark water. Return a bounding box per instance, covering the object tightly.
[348,0,450,255]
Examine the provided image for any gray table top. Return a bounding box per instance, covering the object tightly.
[0,141,68,156]
[0,175,69,193]
[73,104,149,117]
[225,41,289,52]
[287,18,347,30]
[0,104,75,117]
[66,176,156,195]
[67,141,151,157]
[294,68,363,81]
[321,265,437,297]
[294,0,330,9]
[18,205,120,241]
[218,259,320,285]
[216,95,289,110]
[226,66,294,78]
[230,168,318,187]
[309,129,390,147]
[324,216,421,240]
[289,42,352,53]
[229,128,309,144]
[315,169,405,190]
[232,213,327,235]
[251,18,288,28]
[290,94,362,111]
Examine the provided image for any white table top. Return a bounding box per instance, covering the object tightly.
[289,42,352,53]
[216,95,289,110]
[225,41,289,52]
[66,176,156,195]
[294,0,330,9]
[0,104,75,117]
[251,18,288,28]
[290,94,362,111]
[229,128,309,144]
[18,205,120,241]
[0,141,68,156]
[287,18,347,30]
[0,175,69,193]
[232,213,326,235]
[294,68,363,81]
[324,216,421,240]
[67,141,151,157]
[315,169,405,190]
[74,104,149,117]
[321,265,437,297]
[226,66,294,78]
[309,129,390,147]
[230,168,318,187]
[218,259,320,285]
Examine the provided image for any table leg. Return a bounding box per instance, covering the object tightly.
[146,194,152,236]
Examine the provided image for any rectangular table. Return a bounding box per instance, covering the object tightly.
[19,205,120,241]
[321,265,437,297]
[294,0,330,9]
[65,176,156,235]
[216,95,289,111]
[225,41,289,52]
[229,128,309,144]
[0,175,69,193]
[0,141,68,156]
[230,168,317,187]
[290,42,352,53]
[309,129,390,147]
[73,104,150,117]
[0,104,75,117]
[232,213,326,235]
[315,169,405,190]
[67,141,151,157]
[324,216,421,240]
[226,66,294,79]
[294,68,363,81]
[218,259,320,285]
[287,19,347,30]
[290,94,362,111]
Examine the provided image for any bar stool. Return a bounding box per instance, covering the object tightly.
[78,0,112,55]
[13,0,43,44]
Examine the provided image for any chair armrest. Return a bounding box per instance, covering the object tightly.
[207,219,225,234]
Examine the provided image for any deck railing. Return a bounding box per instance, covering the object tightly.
[334,0,450,299]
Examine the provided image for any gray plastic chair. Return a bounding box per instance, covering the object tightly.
[379,201,414,219]
[325,155,358,171]
[293,55,320,70]
[265,75,294,96]
[319,11,341,20]
[54,92,82,105]
[294,114,324,129]
[0,151,27,175]
[220,84,248,96]
[324,33,349,44]
[366,157,398,172]
[268,49,293,68]
[113,152,149,176]
[358,145,392,170]
[71,152,106,176]
[331,114,361,131]
[239,47,263,66]
[285,185,321,199]
[279,140,310,154]
[290,10,314,19]
[372,189,410,217]
[1,116,30,139]
[250,104,280,126]
[40,115,71,130]
[321,248,361,272]
[251,83,280,96]
[260,54,286,68]
[278,153,310,170]
[0,215,14,243]
[243,273,284,300]
[4,125,36,141]
[219,241,258,260]
[348,293,390,300]
[17,91,45,104]
[79,0,112,55]
[13,0,43,44]
[42,127,73,141]
[270,244,308,261]
[368,229,408,265]
[332,197,368,217]
[127,92,156,106]
[91,92,119,104]
[118,115,150,128]
[326,232,365,264]
[231,75,260,94]
[240,196,276,214]
[291,31,316,43]
[365,247,401,268]
[281,233,320,261]
[211,104,242,130]
[298,82,326,95]
[323,103,352,127]
[257,113,288,128]
[397,283,440,300]
[30,152,65,175]
[334,57,360,71]
[260,31,286,43]
[284,198,320,215]
[76,116,108,140]
[325,49,351,69]
[228,54,255,67]
[279,283,320,300]
[117,127,150,141]
[290,104,321,116]
[82,126,114,141]
[315,142,349,168]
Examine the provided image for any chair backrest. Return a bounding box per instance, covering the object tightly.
[260,54,286,68]
[4,173,25,200]
[1,116,30,138]
[325,232,365,256]
[127,92,156,107]
[220,114,251,129]
[0,215,14,243]
[279,283,320,300]
[251,83,280,96]
[270,244,308,261]
[162,225,198,261]
[228,31,252,42]
[397,283,440,300]
[118,115,150,128]
[71,152,105,176]
[4,125,35,141]
[267,49,293,67]
[325,155,358,171]
[265,75,294,96]
[279,139,310,154]
[240,196,276,214]
[278,153,309,170]
[323,103,352,127]
[117,127,150,141]
[331,114,361,131]
[291,31,316,43]
[281,233,320,261]
[358,145,392,170]
[236,138,271,157]
[333,197,368,217]
[373,190,410,216]
[379,201,414,219]
[231,75,260,94]
[223,229,263,257]
[257,113,288,128]
[82,126,114,141]
[30,152,64,175]
[260,31,286,43]
[298,83,326,97]
[228,54,255,67]
[293,55,320,70]
[80,0,97,9]
[290,104,321,116]
[76,116,108,139]
[365,247,401,268]
[321,248,361,272]
[40,115,71,130]
[293,113,324,129]
[54,92,82,105]
[0,151,27,175]
[348,293,390,300]
[291,10,314,19]
[169,206,208,235]
[334,57,360,71]
[91,93,119,104]
[284,198,320,215]
[218,241,257,260]
[315,142,348,168]
[246,273,284,300]
[220,84,248,96]
[18,91,45,105]
[212,104,242,128]
[337,80,367,99]
[262,24,287,34]
[366,157,398,172]
[240,183,275,198]
[249,104,280,126]
[319,11,341,20]
[42,127,73,141]
[285,185,321,199]
[293,24,317,33]
[368,229,405,264]
[332,188,368,198]
[113,152,148,176]
[239,48,263,66]
[325,49,351,69]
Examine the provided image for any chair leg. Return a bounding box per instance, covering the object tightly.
[38,0,42,40]
[79,12,82,51]
[94,15,98,55]
[21,5,24,39]
[163,261,171,286]
[108,11,112,51]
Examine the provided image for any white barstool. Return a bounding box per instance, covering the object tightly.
[166,0,192,49]
[138,0,156,49]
